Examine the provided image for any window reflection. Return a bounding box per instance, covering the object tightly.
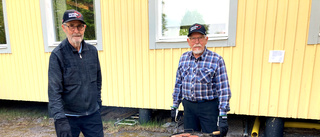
[0,0,7,44]
[53,0,96,41]
[160,0,229,39]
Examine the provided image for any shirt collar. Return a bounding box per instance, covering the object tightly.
[78,43,82,54]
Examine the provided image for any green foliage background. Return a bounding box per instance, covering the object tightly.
[0,0,7,44]
[53,0,96,41]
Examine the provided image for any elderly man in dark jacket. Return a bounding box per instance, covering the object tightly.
[48,9,103,137]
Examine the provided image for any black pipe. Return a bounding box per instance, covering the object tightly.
[139,109,151,124]
[265,117,284,137]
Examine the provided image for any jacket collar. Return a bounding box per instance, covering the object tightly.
[66,38,89,52]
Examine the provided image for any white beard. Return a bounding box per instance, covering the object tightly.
[192,44,204,55]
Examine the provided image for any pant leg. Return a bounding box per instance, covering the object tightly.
[79,111,104,137]
[198,99,219,133]
[67,116,81,137]
[182,99,201,132]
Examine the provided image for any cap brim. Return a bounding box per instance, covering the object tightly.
[187,31,206,37]
[63,19,86,24]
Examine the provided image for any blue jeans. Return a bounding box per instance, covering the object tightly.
[67,110,104,137]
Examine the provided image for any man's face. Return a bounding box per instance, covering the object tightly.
[187,32,208,56]
[62,20,86,47]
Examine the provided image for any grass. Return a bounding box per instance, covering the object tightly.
[103,119,168,133]
[0,100,170,134]
[0,108,47,117]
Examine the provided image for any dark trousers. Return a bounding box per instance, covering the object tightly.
[182,98,219,133]
[67,110,104,137]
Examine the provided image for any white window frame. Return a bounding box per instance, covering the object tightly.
[149,0,238,49]
[0,0,11,53]
[40,0,103,52]
[308,0,320,44]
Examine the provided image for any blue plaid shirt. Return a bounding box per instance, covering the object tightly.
[172,48,231,116]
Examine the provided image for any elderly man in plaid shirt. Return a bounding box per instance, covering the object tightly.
[171,23,231,136]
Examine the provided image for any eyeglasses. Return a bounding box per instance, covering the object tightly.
[63,24,85,31]
[189,36,206,42]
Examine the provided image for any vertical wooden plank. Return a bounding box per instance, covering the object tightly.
[26,0,38,101]
[12,0,25,100]
[32,0,47,101]
[277,0,291,117]
[149,49,156,108]
[288,0,305,118]
[99,0,106,105]
[163,49,173,109]
[230,0,246,114]
[101,0,112,106]
[250,0,267,116]
[259,0,277,116]
[170,48,181,109]
[36,0,48,102]
[242,0,257,115]
[299,45,316,118]
[155,49,164,108]
[296,0,312,118]
[278,0,299,118]
[127,0,136,108]
[267,0,280,116]
[119,0,131,107]
[134,0,143,108]
[0,55,6,98]
[108,0,119,106]
[269,0,288,116]
[22,0,31,100]
[308,45,320,119]
[142,0,151,108]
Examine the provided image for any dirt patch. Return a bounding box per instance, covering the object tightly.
[1,100,320,137]
[101,106,139,121]
[0,117,56,137]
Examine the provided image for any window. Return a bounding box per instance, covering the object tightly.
[149,0,238,49]
[0,0,11,53]
[307,0,320,44]
[40,0,102,52]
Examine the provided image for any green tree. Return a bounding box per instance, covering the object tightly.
[161,1,167,36]
[53,0,96,41]
[53,0,67,41]
[0,0,7,44]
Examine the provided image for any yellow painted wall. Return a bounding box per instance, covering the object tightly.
[0,0,319,120]
[0,0,50,102]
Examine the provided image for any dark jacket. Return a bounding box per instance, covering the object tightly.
[48,38,102,120]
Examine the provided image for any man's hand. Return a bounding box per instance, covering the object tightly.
[218,116,228,137]
[170,106,178,122]
[54,118,72,137]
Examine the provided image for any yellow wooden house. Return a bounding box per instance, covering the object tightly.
[0,0,319,121]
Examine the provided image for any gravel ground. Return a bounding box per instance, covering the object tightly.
[0,100,320,137]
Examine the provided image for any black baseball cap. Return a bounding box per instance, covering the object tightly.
[62,9,86,24]
[187,23,206,37]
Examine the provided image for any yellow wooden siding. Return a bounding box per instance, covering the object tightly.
[0,0,319,120]
[0,0,50,102]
